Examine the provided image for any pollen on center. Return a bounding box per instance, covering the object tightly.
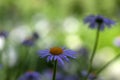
[50,47,63,55]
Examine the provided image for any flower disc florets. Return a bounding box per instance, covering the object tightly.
[50,47,63,55]
[95,17,103,25]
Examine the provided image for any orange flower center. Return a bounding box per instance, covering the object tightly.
[50,47,63,55]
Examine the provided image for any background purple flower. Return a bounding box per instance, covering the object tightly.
[84,15,115,30]
[22,38,35,46]
[64,75,79,80]
[81,70,97,80]
[22,32,39,47]
[0,31,8,38]
[88,73,96,80]
[18,71,41,80]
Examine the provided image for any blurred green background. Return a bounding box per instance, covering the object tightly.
[0,0,120,80]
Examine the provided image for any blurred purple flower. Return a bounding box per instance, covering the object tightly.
[0,31,8,38]
[81,70,88,77]
[38,47,76,65]
[22,38,35,46]
[88,73,96,80]
[81,70,97,80]
[64,75,79,80]
[84,15,115,30]
[22,32,39,47]
[18,71,41,80]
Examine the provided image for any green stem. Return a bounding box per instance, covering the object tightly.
[90,25,100,67]
[96,54,120,75]
[85,25,101,80]
[52,60,57,80]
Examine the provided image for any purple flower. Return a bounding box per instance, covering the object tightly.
[81,70,96,80]
[22,38,35,46]
[84,15,115,30]
[0,31,8,38]
[88,73,96,80]
[18,71,41,80]
[64,75,79,80]
[22,32,39,47]
[38,47,76,65]
[81,70,88,77]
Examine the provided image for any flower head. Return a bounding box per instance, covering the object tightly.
[18,71,41,80]
[84,15,115,30]
[38,47,76,65]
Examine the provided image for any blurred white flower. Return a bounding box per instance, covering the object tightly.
[35,19,50,38]
[63,17,79,34]
[113,36,120,47]
[93,47,115,67]
[2,46,17,67]
[10,24,31,43]
[65,34,82,49]
[0,37,5,50]
[100,60,120,80]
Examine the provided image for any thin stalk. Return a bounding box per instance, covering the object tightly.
[52,60,57,80]
[90,25,101,66]
[85,25,101,80]
[96,54,120,75]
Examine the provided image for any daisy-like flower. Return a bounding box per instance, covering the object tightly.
[84,15,115,30]
[38,47,76,65]
[18,71,41,80]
